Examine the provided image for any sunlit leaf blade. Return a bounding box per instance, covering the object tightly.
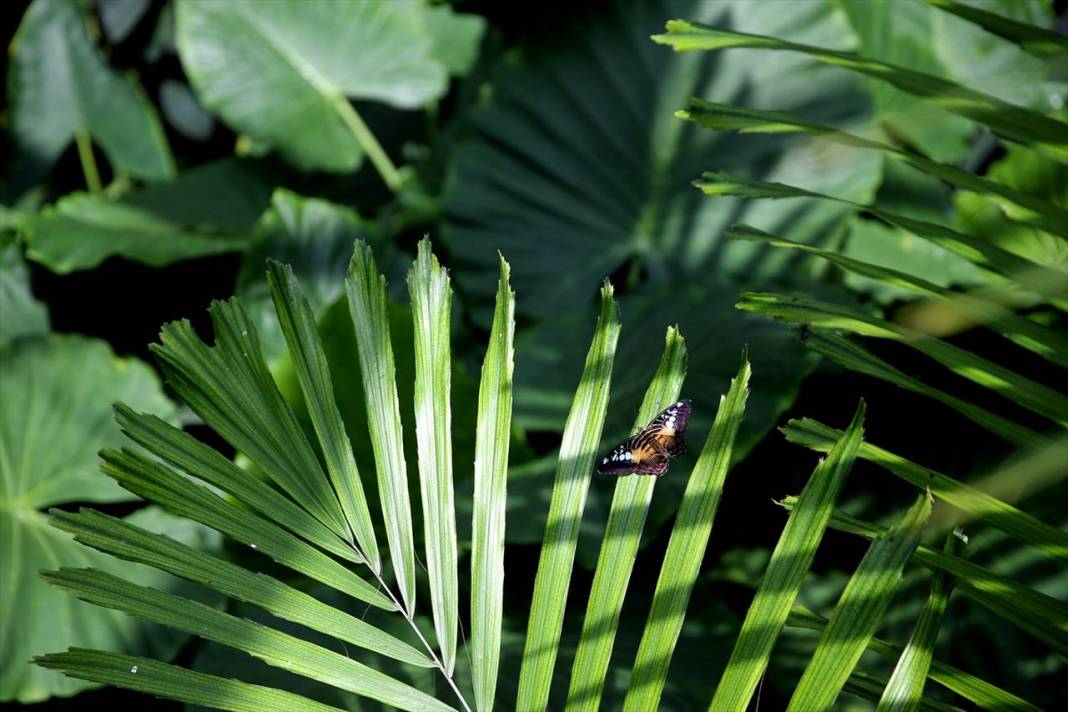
[34,649,343,712]
[793,331,1048,450]
[653,20,1068,161]
[738,292,1068,428]
[408,240,459,674]
[787,606,1041,711]
[151,301,350,537]
[516,283,621,712]
[878,532,966,712]
[99,448,394,611]
[345,241,417,611]
[114,405,361,564]
[844,669,962,712]
[783,418,1068,560]
[709,401,865,710]
[925,0,1068,59]
[49,509,429,667]
[266,260,380,568]
[787,491,932,710]
[624,353,750,712]
[681,100,1068,238]
[785,501,1068,654]
[470,255,515,712]
[41,568,453,712]
[728,224,1068,370]
[567,327,688,711]
[697,172,1068,305]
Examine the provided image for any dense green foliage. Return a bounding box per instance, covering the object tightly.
[2,0,1065,710]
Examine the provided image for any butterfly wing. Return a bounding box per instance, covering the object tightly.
[597,435,642,475]
[648,399,691,457]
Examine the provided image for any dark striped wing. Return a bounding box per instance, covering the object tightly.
[647,399,691,457]
[596,400,691,477]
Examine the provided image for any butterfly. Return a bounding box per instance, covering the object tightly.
[597,399,692,477]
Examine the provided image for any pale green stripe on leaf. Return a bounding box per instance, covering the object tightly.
[99,447,394,611]
[345,240,416,612]
[266,259,380,569]
[471,254,515,712]
[408,240,459,674]
[739,291,1068,427]
[783,418,1068,560]
[682,101,1068,237]
[566,327,687,712]
[49,509,431,668]
[709,402,866,711]
[34,649,344,712]
[517,283,621,712]
[653,20,1068,161]
[787,606,1041,711]
[114,404,362,564]
[151,301,349,537]
[728,225,1068,370]
[878,532,967,712]
[624,353,750,712]
[787,492,933,711]
[42,568,453,712]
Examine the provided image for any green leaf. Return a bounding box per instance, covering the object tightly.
[470,255,515,712]
[926,0,1068,59]
[24,159,272,273]
[516,283,620,712]
[624,353,750,711]
[679,99,1068,235]
[49,509,428,667]
[567,327,687,711]
[878,532,966,712]
[41,568,453,712]
[267,260,380,568]
[443,0,881,321]
[36,649,344,712]
[738,291,1068,428]
[407,240,459,674]
[787,491,933,710]
[98,447,393,611]
[345,241,417,611]
[787,605,1042,711]
[423,5,486,76]
[176,0,448,172]
[8,0,174,187]
[0,237,49,346]
[653,20,1068,161]
[152,299,351,538]
[783,418,1068,560]
[843,669,963,712]
[709,401,865,710]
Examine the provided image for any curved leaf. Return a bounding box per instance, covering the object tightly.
[0,237,49,346]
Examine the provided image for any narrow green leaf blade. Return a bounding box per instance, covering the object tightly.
[516,283,621,712]
[787,492,933,710]
[783,418,1068,560]
[470,254,515,712]
[566,327,688,712]
[653,20,1068,161]
[49,509,431,668]
[42,568,453,712]
[267,259,381,569]
[99,448,394,611]
[345,240,417,611]
[35,649,343,712]
[878,531,967,712]
[408,239,460,674]
[845,669,963,712]
[709,401,866,710]
[114,404,362,564]
[926,0,1068,59]
[624,353,750,712]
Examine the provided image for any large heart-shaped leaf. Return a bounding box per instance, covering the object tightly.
[442,0,881,321]
[0,334,222,702]
[8,0,174,191]
[176,0,482,173]
[24,159,273,273]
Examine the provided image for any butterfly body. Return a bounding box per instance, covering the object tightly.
[597,400,691,477]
